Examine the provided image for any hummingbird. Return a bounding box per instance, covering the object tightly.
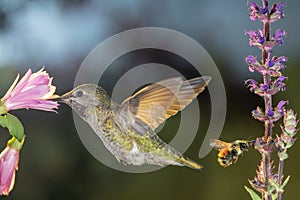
[56,76,211,170]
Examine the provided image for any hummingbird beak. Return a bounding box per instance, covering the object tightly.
[50,92,72,103]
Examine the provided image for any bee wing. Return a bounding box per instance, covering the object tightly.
[116,76,211,135]
[210,139,231,150]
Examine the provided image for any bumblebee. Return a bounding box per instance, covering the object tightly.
[210,139,249,167]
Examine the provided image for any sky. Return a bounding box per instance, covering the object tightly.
[0,0,298,81]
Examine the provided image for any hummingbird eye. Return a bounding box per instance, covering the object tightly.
[74,90,84,97]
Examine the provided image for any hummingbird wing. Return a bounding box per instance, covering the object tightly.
[116,76,211,135]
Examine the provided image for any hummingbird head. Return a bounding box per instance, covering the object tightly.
[54,84,111,118]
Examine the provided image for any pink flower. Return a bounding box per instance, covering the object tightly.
[1,68,59,112]
[0,146,19,196]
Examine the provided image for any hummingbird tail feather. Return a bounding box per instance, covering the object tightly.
[178,156,203,170]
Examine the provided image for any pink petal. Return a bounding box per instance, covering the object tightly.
[5,100,59,112]
[2,68,58,112]
[28,74,51,86]
[1,157,15,185]
[27,101,59,112]
[2,75,20,101]
[9,69,32,98]
[0,147,18,196]
[9,85,50,101]
[29,67,45,81]
[0,185,5,195]
[41,86,56,99]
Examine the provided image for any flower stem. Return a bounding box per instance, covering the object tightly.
[261,1,272,200]
[262,76,272,200]
[277,158,284,200]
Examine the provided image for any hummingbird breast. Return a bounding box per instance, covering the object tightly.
[84,106,184,167]
[84,106,145,165]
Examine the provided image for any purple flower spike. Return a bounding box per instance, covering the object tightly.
[246,29,265,47]
[260,7,268,14]
[269,56,287,71]
[273,29,287,46]
[276,2,285,11]
[252,107,268,122]
[246,29,256,37]
[245,53,283,76]
[267,105,274,117]
[271,100,287,123]
[266,77,287,96]
[277,56,287,64]
[249,2,259,10]
[270,2,285,22]
[267,59,275,67]
[246,55,256,64]
[266,52,274,67]
[274,76,287,91]
[277,100,288,111]
[249,2,260,21]
[248,1,269,22]
[245,55,259,72]
[245,79,260,93]
[257,29,265,44]
[244,0,295,197]
[277,76,287,82]
[260,84,269,91]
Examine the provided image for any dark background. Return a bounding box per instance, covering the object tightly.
[0,0,300,199]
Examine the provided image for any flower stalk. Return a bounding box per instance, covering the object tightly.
[244,0,297,199]
[262,2,272,199]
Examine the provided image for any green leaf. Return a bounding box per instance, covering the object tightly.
[0,113,24,142]
[281,175,290,189]
[270,179,282,193]
[272,193,278,200]
[245,186,262,200]
[269,175,290,194]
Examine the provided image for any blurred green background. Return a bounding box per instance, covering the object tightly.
[1,0,300,199]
